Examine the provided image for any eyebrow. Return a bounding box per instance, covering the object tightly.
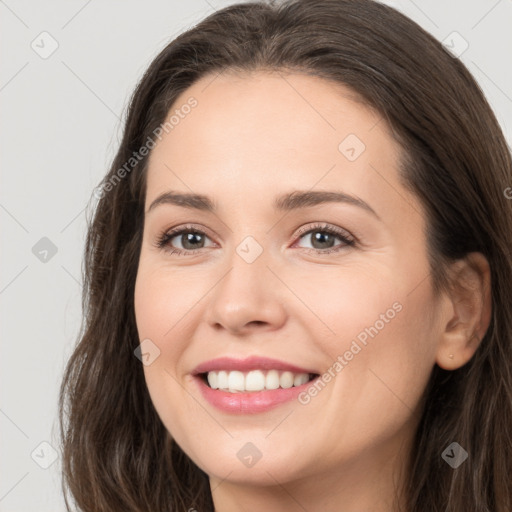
[147,190,380,220]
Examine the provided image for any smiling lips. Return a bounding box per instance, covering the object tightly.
[192,355,320,413]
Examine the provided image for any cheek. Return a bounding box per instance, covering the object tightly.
[133,263,208,419]
[297,284,437,465]
[133,266,189,413]
[289,261,407,345]
[134,265,171,335]
[134,266,200,450]
[134,262,203,346]
[327,278,437,426]
[304,263,437,416]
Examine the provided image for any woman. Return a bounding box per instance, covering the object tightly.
[58,0,512,510]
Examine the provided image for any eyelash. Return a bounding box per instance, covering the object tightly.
[154,222,356,256]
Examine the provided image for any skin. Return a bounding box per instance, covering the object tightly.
[134,70,491,512]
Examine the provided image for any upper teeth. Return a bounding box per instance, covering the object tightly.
[206,370,311,393]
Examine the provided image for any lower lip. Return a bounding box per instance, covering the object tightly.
[194,375,318,414]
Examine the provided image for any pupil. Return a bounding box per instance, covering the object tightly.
[312,231,334,249]
[183,232,203,250]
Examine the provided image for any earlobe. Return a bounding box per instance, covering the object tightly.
[435,252,492,371]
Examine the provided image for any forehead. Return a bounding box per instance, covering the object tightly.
[145,70,420,226]
[162,70,388,156]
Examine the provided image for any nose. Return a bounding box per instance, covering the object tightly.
[203,247,288,336]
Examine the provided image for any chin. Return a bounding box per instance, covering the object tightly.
[183,440,309,486]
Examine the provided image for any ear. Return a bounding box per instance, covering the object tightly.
[435,252,492,370]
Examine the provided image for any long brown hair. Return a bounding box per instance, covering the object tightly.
[58,0,512,510]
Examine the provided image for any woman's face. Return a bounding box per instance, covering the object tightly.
[134,71,447,488]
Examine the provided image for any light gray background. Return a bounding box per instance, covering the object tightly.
[1,0,511,510]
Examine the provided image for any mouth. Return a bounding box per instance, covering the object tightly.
[199,369,320,393]
[191,355,321,413]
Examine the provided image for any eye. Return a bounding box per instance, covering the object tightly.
[155,224,215,256]
[293,222,356,254]
[155,222,356,256]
